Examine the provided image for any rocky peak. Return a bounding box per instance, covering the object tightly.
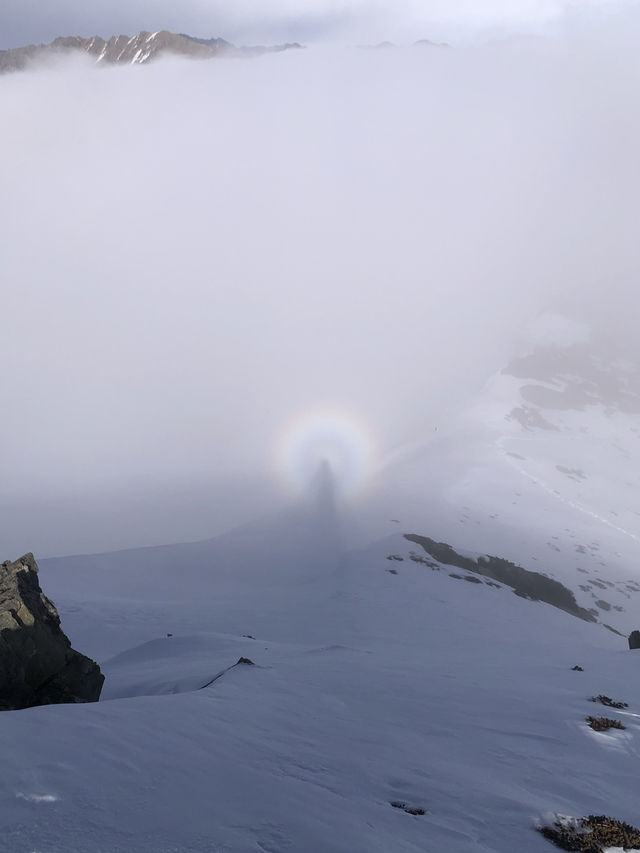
[0,30,303,74]
[0,553,104,710]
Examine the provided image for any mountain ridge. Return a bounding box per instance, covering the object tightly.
[0,30,303,73]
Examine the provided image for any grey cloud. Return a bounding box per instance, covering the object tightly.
[0,0,367,50]
[0,0,622,50]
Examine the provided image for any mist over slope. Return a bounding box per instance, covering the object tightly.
[2,9,639,558]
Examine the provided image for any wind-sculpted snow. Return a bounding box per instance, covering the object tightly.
[2,531,640,852]
[100,634,260,699]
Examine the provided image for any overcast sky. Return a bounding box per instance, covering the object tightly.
[1,2,639,558]
[0,0,622,50]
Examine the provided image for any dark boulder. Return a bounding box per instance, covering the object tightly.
[628,630,640,650]
[0,553,104,710]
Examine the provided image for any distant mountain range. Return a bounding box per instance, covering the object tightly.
[360,38,451,49]
[0,30,303,73]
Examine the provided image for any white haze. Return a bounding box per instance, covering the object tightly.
[2,7,639,557]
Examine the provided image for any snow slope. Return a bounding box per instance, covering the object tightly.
[2,516,640,852]
[364,320,640,635]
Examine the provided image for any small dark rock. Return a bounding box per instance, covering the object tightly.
[237,657,254,666]
[586,716,625,731]
[539,814,640,852]
[571,665,584,671]
[628,630,640,649]
[390,801,425,816]
[386,568,399,575]
[590,694,628,710]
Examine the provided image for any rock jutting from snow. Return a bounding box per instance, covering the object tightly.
[0,553,104,711]
[628,630,640,649]
[404,534,597,623]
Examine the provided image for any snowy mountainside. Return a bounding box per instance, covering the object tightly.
[3,518,640,852]
[5,315,640,850]
[40,500,342,605]
[369,323,640,635]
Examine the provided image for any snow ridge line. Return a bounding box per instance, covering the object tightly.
[496,435,640,544]
[200,657,254,690]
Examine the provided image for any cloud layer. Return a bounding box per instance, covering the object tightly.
[2,9,639,556]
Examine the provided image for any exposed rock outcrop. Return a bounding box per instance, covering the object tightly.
[628,630,640,649]
[0,553,104,711]
[405,534,597,623]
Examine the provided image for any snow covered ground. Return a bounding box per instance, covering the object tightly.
[2,514,639,852]
[3,318,639,852]
[360,322,640,635]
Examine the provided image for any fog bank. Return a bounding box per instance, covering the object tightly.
[2,15,639,556]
